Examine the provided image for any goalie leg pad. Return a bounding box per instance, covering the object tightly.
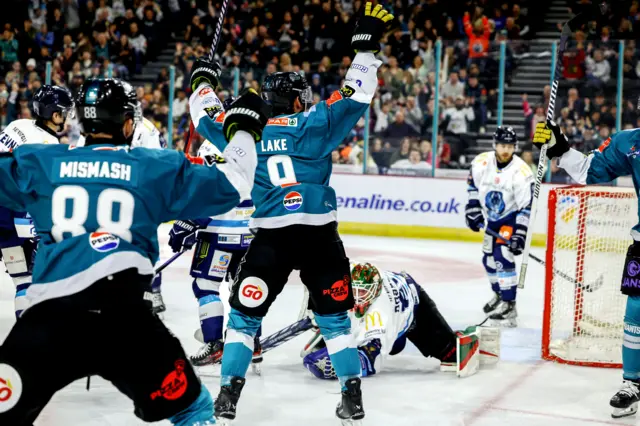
[478,326,501,365]
[457,328,480,378]
[623,296,640,380]
[621,242,640,296]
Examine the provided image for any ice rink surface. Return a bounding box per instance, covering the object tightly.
[0,225,630,426]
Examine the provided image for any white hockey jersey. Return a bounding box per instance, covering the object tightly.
[351,269,419,356]
[468,151,533,223]
[75,117,166,149]
[198,140,254,242]
[0,119,60,152]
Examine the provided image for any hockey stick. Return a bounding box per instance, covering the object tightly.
[154,250,187,274]
[185,0,231,156]
[518,14,586,289]
[484,226,603,292]
[260,317,314,354]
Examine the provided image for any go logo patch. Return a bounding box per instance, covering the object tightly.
[0,363,22,413]
[239,277,269,308]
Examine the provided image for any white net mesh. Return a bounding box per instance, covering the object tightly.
[543,186,637,367]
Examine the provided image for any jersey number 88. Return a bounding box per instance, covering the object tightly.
[51,186,135,242]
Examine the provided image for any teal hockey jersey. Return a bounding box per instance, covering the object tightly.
[0,137,256,311]
[189,52,382,229]
[558,128,640,239]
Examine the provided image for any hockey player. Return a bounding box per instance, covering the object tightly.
[76,85,169,314]
[168,138,261,369]
[532,120,640,418]
[0,84,74,318]
[301,263,500,379]
[465,126,533,327]
[0,78,271,425]
[187,3,394,423]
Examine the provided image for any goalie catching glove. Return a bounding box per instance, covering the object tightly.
[532,120,570,159]
[223,88,272,142]
[351,2,395,53]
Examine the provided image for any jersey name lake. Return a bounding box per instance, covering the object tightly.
[59,160,132,181]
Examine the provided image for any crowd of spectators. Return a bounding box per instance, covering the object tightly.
[167,0,536,172]
[0,0,173,140]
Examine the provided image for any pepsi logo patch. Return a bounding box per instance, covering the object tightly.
[89,232,120,253]
[283,191,303,211]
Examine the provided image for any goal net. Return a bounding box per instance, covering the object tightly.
[542,185,637,368]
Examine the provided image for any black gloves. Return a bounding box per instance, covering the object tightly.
[351,2,395,53]
[223,88,273,142]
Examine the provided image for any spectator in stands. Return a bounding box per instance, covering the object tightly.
[443,95,475,160]
[381,56,405,99]
[623,46,639,79]
[35,23,54,50]
[465,75,487,133]
[404,96,423,135]
[0,29,19,75]
[129,22,147,73]
[384,111,419,140]
[585,49,611,91]
[562,42,586,81]
[95,33,109,62]
[521,150,536,174]
[113,34,134,77]
[389,137,412,166]
[391,147,432,171]
[172,89,188,121]
[463,11,490,70]
[441,71,465,103]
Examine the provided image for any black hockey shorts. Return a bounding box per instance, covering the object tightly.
[230,222,354,317]
[0,268,202,426]
[400,277,456,360]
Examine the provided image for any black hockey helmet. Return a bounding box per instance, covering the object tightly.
[32,85,75,121]
[76,78,140,143]
[261,72,312,116]
[493,126,518,149]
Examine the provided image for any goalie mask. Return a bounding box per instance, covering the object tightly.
[351,263,382,318]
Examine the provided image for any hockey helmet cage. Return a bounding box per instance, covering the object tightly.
[351,262,383,318]
[261,72,312,116]
[32,85,75,121]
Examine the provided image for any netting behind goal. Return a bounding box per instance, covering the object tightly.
[542,186,637,368]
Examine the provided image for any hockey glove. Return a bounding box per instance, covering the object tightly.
[509,211,530,255]
[223,88,272,142]
[190,58,222,92]
[351,2,395,53]
[168,219,208,253]
[358,338,382,377]
[532,120,570,159]
[465,200,484,232]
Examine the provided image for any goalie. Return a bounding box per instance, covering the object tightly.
[301,263,500,379]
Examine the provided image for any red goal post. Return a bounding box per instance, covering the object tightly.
[542,185,638,368]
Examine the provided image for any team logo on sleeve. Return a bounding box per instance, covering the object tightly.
[89,232,120,253]
[598,137,611,152]
[283,191,303,211]
[204,105,222,119]
[339,86,356,98]
[0,363,22,413]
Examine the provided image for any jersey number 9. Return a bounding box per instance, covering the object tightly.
[267,155,297,186]
[51,186,135,242]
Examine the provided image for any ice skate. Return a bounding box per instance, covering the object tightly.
[215,376,245,424]
[336,378,365,425]
[610,380,640,418]
[190,339,224,367]
[251,334,263,375]
[482,292,501,315]
[489,301,517,327]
